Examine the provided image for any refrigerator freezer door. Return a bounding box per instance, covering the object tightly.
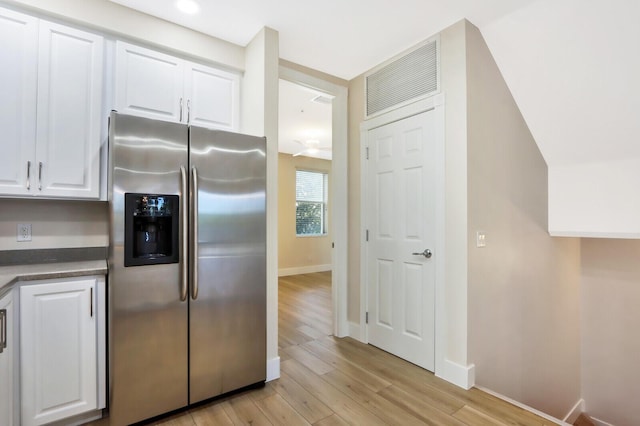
[108,112,189,425]
[189,126,267,403]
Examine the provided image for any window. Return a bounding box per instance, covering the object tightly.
[296,170,328,236]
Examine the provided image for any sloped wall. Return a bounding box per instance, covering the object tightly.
[465,21,582,418]
[480,0,640,238]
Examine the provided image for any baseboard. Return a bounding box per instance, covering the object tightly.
[348,320,365,342]
[563,399,584,424]
[591,416,615,426]
[476,386,567,425]
[278,264,332,277]
[436,359,475,390]
[266,356,280,382]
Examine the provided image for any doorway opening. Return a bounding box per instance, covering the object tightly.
[277,78,334,350]
[278,66,348,341]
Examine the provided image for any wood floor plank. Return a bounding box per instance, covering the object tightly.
[255,393,312,426]
[249,382,278,402]
[319,369,426,426]
[272,372,333,424]
[297,324,328,340]
[312,414,350,426]
[190,402,234,426]
[377,384,467,425]
[222,395,273,426]
[452,405,511,426]
[281,359,388,426]
[301,339,392,392]
[314,335,465,414]
[154,411,196,425]
[282,344,335,375]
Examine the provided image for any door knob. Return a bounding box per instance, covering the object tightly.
[412,249,432,258]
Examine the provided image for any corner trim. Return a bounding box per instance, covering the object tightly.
[591,417,615,426]
[436,359,475,390]
[563,399,584,424]
[266,356,280,382]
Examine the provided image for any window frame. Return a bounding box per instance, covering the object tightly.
[295,169,329,237]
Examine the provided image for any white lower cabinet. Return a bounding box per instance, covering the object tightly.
[0,291,15,426]
[20,276,105,426]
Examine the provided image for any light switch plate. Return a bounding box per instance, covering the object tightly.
[17,223,32,242]
[476,231,486,248]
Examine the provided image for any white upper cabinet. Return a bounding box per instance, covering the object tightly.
[115,42,183,122]
[184,61,239,130]
[0,7,104,199]
[0,8,37,196]
[116,41,240,131]
[36,21,103,198]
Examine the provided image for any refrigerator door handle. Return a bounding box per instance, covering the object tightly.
[190,166,199,300]
[180,166,188,301]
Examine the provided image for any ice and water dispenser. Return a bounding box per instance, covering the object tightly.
[124,194,179,266]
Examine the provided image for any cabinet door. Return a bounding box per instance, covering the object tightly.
[115,41,184,122]
[35,21,103,199]
[0,7,37,196]
[20,278,98,426]
[184,61,240,130]
[0,291,15,426]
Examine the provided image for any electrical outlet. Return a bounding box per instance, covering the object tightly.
[17,223,32,242]
[476,231,486,248]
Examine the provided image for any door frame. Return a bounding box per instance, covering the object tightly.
[279,65,349,337]
[360,94,446,374]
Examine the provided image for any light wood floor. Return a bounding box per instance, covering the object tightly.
[99,272,557,425]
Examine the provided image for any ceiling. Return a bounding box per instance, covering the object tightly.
[278,80,333,160]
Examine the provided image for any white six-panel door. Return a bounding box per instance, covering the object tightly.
[366,110,436,371]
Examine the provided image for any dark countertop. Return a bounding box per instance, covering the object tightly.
[0,247,108,297]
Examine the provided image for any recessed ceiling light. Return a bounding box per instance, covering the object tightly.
[176,0,199,14]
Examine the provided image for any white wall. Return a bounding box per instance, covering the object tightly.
[480,0,640,238]
[347,75,364,324]
[440,20,470,371]
[465,20,582,418]
[241,27,280,380]
[581,239,640,426]
[549,159,640,238]
[0,199,107,250]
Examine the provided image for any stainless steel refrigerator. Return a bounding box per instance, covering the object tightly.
[107,111,266,425]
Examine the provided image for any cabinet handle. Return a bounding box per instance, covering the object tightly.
[187,99,191,124]
[26,161,31,190]
[0,308,6,354]
[38,161,43,191]
[179,97,183,122]
[90,287,93,318]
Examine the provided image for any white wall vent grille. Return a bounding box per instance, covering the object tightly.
[365,38,439,118]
